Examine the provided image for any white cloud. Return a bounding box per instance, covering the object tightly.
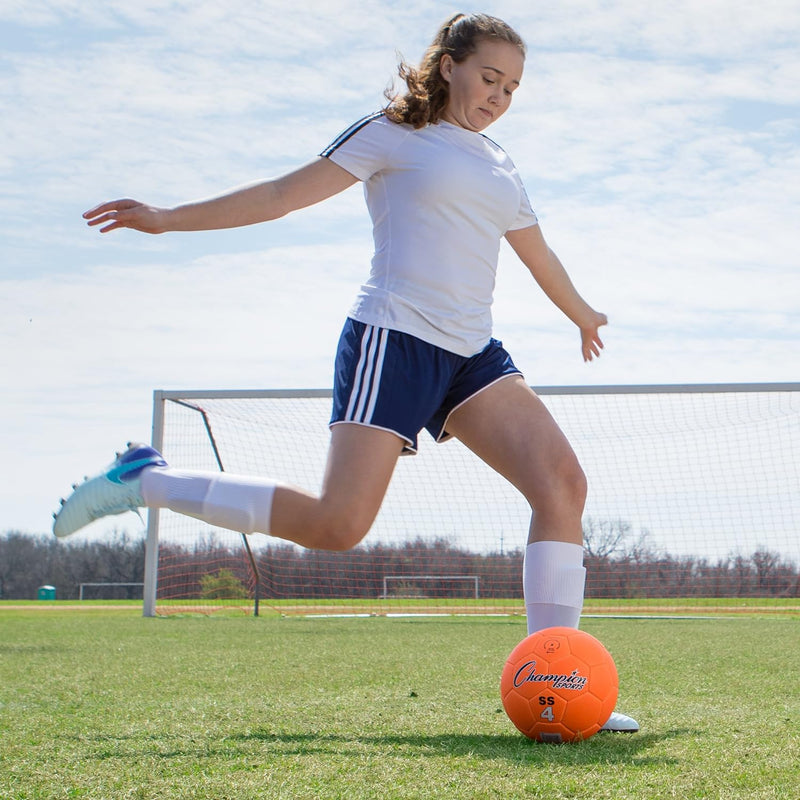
[1,0,798,534]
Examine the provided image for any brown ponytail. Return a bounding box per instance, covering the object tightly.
[384,13,526,129]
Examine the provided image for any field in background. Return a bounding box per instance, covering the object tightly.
[1,605,798,799]
[8,596,794,617]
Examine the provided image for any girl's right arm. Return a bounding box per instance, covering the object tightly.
[83,157,359,234]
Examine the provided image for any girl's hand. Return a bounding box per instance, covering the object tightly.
[83,199,169,234]
[580,311,607,362]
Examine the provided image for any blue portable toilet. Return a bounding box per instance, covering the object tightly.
[37,585,56,600]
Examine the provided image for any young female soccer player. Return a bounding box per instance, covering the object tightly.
[56,13,637,731]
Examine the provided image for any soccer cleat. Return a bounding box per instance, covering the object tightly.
[52,443,167,538]
[600,711,640,733]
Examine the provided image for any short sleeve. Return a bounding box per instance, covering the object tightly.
[507,173,539,231]
[320,113,410,182]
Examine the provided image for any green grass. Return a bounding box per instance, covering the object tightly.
[6,596,797,617]
[1,608,798,799]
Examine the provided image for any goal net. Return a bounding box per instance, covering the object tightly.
[144,384,800,616]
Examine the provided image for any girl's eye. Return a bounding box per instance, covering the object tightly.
[483,77,494,85]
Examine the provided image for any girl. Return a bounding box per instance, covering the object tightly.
[56,12,637,732]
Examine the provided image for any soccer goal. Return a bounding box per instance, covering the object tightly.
[143,384,800,617]
[381,575,480,600]
[79,582,144,601]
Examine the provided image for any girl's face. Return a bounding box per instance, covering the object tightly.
[439,39,524,132]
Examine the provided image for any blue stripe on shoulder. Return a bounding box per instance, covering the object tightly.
[320,111,385,157]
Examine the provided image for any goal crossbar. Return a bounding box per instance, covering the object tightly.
[151,383,796,402]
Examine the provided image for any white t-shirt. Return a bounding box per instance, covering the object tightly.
[322,112,538,357]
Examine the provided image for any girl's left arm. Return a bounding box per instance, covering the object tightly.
[504,224,607,362]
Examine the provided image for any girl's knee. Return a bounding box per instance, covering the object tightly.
[526,452,587,513]
[307,507,374,551]
[565,457,588,507]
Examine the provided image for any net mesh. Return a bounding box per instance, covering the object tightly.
[152,386,800,615]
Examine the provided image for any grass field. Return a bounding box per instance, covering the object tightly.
[1,606,798,799]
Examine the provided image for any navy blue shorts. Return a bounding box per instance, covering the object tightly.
[330,319,523,454]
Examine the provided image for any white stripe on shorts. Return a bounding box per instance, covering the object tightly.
[345,324,389,424]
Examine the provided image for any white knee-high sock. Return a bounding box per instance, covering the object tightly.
[140,468,277,535]
[523,540,586,635]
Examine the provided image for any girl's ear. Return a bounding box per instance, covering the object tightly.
[439,53,453,83]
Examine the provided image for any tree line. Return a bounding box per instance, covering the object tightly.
[0,530,145,600]
[1,526,798,601]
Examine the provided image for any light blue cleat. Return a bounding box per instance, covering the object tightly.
[53,443,167,538]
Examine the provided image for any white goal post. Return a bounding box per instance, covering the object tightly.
[143,383,800,617]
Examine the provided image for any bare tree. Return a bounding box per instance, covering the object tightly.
[582,518,633,559]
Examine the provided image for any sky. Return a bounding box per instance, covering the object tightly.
[1,0,798,540]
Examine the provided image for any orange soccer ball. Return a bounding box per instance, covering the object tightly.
[500,626,618,743]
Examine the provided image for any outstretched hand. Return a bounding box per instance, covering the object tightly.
[580,311,608,362]
[83,199,168,234]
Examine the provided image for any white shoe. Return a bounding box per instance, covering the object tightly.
[600,711,640,733]
[53,443,166,538]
